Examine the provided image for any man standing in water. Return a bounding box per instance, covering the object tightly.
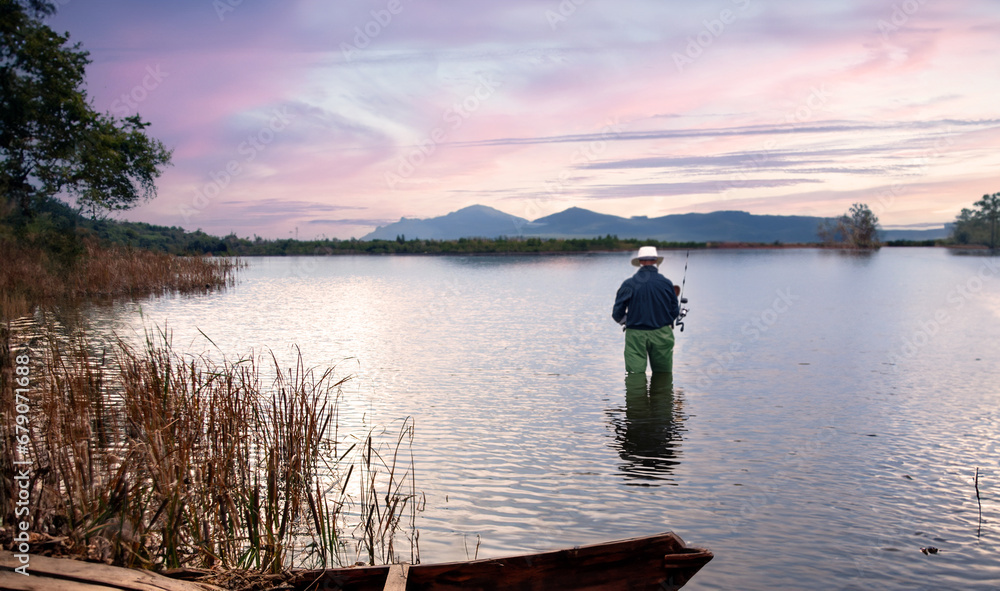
[612,246,681,374]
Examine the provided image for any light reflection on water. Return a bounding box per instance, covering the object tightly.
[19,248,1000,590]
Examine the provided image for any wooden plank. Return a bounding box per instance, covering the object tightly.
[0,552,221,591]
[0,569,129,591]
[382,563,409,591]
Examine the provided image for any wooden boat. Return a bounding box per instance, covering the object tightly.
[288,531,712,590]
[1,531,711,590]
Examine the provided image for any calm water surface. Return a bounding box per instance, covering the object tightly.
[61,248,1000,589]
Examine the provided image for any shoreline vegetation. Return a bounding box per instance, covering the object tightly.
[0,237,243,322]
[0,325,419,589]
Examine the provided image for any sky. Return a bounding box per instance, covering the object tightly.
[47,0,1000,239]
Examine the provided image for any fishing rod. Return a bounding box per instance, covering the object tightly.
[675,250,690,332]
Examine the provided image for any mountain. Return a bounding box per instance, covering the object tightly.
[363,205,528,240]
[362,205,950,243]
[523,207,628,237]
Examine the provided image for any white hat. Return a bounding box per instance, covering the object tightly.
[631,245,663,267]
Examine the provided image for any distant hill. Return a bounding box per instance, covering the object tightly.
[363,204,950,243]
[363,205,528,240]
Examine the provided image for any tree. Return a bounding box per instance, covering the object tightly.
[951,207,980,245]
[846,203,880,249]
[0,0,171,220]
[951,193,999,249]
[817,203,881,249]
[974,193,999,250]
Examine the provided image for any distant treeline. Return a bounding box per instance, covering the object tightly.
[76,214,948,255]
[883,239,939,247]
[216,234,707,256]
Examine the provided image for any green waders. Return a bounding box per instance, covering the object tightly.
[624,325,675,374]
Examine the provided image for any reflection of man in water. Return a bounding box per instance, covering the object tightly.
[612,372,682,483]
[612,246,681,374]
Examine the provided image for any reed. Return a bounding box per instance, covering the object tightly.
[0,238,242,322]
[975,467,982,538]
[0,324,419,576]
[354,418,421,566]
[72,241,242,298]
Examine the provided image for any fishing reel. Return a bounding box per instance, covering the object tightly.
[675,297,689,332]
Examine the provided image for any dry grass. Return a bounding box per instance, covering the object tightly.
[71,241,241,298]
[0,324,419,578]
[0,238,241,321]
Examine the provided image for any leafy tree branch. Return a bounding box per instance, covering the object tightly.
[0,0,171,220]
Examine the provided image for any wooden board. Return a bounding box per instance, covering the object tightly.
[382,563,410,591]
[0,570,125,591]
[0,552,221,591]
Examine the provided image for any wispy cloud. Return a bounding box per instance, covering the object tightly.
[576,179,824,200]
[220,199,365,215]
[305,218,395,226]
[451,119,1000,149]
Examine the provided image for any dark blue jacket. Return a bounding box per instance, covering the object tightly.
[612,266,680,330]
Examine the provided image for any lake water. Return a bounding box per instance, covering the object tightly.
[56,248,1000,589]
